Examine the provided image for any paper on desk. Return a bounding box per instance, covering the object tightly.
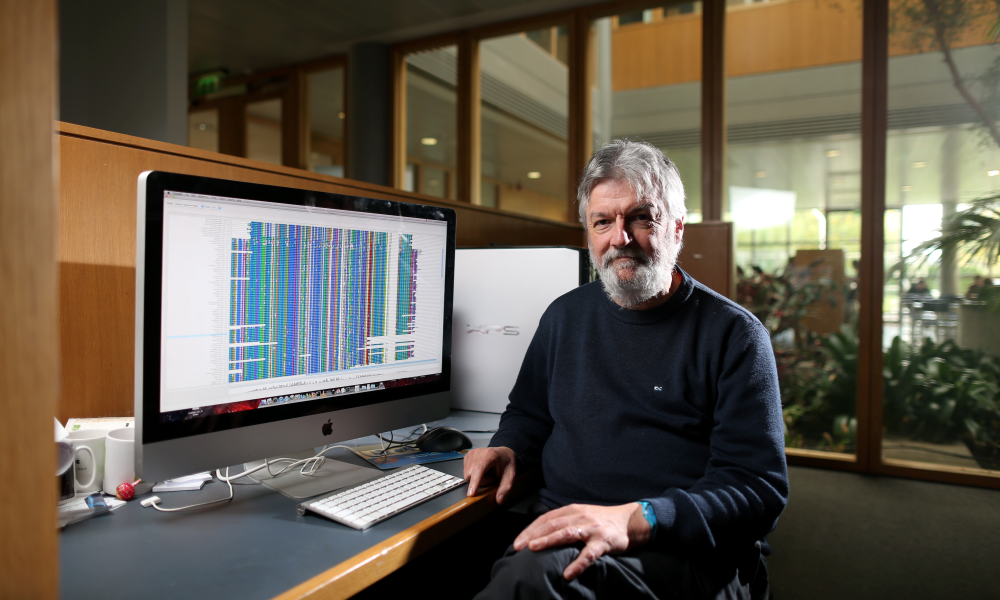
[152,480,209,492]
[168,472,213,483]
[57,493,125,528]
[65,417,134,433]
[152,472,213,492]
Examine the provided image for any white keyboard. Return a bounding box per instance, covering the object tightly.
[296,465,467,530]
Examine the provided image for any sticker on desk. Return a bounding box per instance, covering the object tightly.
[348,444,467,469]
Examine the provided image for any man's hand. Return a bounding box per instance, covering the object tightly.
[463,446,517,504]
[513,503,652,581]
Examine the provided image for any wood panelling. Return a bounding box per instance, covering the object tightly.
[886,0,998,57]
[612,12,702,91]
[725,0,863,80]
[678,221,734,299]
[56,122,583,422]
[613,0,999,92]
[0,0,59,597]
[792,249,847,335]
[498,183,569,222]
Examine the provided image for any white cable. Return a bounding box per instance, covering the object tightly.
[143,445,357,513]
[216,445,357,482]
[147,467,234,512]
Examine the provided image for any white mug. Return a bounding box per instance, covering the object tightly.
[65,429,107,494]
[58,443,96,504]
[103,428,135,493]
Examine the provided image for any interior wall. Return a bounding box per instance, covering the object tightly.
[769,466,1000,600]
[59,0,188,145]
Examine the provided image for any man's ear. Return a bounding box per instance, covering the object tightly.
[674,218,685,243]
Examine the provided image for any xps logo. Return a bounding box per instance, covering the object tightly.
[466,325,519,336]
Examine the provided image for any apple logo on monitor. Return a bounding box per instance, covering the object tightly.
[321,419,333,436]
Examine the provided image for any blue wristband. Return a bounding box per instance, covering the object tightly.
[638,501,657,538]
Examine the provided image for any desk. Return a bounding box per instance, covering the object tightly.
[59,412,517,600]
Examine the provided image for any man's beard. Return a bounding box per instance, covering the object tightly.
[591,231,681,308]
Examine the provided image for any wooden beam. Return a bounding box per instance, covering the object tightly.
[701,0,725,222]
[567,12,593,223]
[876,461,1000,489]
[859,0,889,475]
[457,33,481,205]
[217,96,247,158]
[0,0,59,597]
[282,70,308,170]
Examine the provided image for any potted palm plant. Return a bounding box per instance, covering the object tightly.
[901,193,1000,468]
[903,193,1000,354]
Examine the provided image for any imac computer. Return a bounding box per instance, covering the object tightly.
[134,172,455,495]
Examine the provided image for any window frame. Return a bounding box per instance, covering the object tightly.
[185,0,1000,490]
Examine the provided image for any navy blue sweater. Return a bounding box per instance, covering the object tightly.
[490,269,789,558]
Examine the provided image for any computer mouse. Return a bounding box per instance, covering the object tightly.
[414,426,473,453]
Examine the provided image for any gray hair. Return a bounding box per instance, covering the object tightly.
[577,139,687,224]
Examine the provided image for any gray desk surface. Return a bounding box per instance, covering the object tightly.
[59,411,501,600]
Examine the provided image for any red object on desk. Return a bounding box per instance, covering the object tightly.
[116,479,140,501]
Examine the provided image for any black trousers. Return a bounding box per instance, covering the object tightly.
[472,544,763,600]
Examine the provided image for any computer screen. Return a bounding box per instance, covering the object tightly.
[135,172,455,484]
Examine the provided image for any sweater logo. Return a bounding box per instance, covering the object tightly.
[653,386,662,391]
[466,325,520,336]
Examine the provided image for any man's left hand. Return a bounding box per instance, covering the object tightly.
[512,502,652,581]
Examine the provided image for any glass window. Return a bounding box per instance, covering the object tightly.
[594,4,703,221]
[404,163,417,193]
[617,12,648,26]
[667,3,699,17]
[480,27,568,220]
[881,0,1000,474]
[188,110,218,153]
[307,68,345,178]
[246,98,282,165]
[481,180,499,208]
[421,165,449,198]
[727,0,863,455]
[405,46,458,200]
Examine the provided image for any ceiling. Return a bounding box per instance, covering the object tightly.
[189,0,602,76]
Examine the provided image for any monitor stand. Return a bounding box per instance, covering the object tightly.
[245,449,381,499]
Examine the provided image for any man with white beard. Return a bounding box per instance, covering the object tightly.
[464,140,788,600]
